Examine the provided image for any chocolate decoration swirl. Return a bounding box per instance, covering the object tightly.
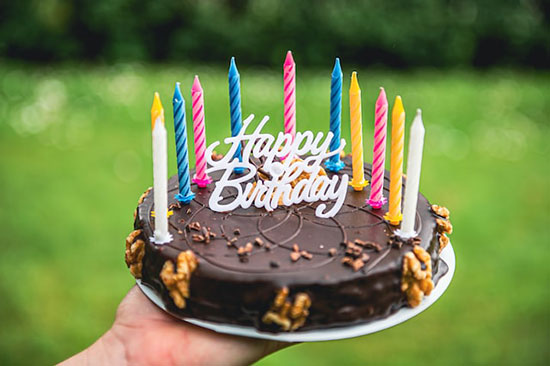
[133,156,448,332]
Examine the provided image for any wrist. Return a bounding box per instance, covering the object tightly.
[59,328,126,366]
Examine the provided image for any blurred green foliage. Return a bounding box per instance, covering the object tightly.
[0,62,549,364]
[0,0,549,68]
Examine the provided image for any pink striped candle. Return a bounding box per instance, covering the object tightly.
[367,87,388,209]
[191,75,212,188]
[283,51,296,140]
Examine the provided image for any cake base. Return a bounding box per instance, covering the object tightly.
[136,243,454,342]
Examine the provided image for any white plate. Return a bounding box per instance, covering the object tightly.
[137,243,455,342]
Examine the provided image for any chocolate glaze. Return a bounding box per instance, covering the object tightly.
[134,156,448,332]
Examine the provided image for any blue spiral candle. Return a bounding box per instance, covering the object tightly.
[229,57,244,173]
[173,82,195,204]
[325,58,345,172]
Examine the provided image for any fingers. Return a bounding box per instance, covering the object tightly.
[112,285,297,365]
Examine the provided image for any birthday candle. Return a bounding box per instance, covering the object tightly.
[229,57,244,174]
[173,82,195,204]
[384,96,405,225]
[151,93,172,244]
[398,109,425,238]
[325,58,345,172]
[349,72,368,191]
[283,51,296,140]
[191,75,213,188]
[367,87,388,209]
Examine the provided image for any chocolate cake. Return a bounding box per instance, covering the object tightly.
[125,156,452,332]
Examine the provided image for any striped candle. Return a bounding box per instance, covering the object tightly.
[173,82,195,204]
[228,57,244,174]
[325,58,345,172]
[283,51,296,140]
[191,75,212,188]
[349,72,368,191]
[367,87,388,209]
[384,96,405,225]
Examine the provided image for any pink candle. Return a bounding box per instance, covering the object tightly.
[283,51,296,140]
[191,75,212,188]
[367,87,388,209]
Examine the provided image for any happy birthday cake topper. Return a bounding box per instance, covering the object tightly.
[205,115,349,218]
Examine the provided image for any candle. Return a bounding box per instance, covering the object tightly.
[397,109,425,238]
[367,87,388,209]
[173,82,195,204]
[229,57,244,174]
[151,92,172,244]
[349,72,368,191]
[325,58,345,172]
[283,50,296,141]
[191,75,213,188]
[384,96,405,225]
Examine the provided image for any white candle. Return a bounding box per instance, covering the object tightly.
[151,93,172,244]
[397,109,425,238]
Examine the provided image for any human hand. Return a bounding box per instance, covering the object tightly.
[60,285,291,365]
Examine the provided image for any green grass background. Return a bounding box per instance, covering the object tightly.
[0,63,548,365]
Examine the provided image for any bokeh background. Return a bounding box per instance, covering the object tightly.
[0,0,549,365]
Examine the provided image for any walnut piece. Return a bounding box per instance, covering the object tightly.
[436,218,453,235]
[125,229,145,278]
[439,234,450,253]
[431,204,452,252]
[160,250,199,309]
[262,287,311,331]
[211,151,224,161]
[401,245,434,307]
[431,204,450,219]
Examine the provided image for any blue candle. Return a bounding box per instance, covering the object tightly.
[173,82,195,204]
[229,57,244,173]
[325,58,345,172]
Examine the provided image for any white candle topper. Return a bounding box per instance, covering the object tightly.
[152,116,173,244]
[205,115,349,218]
[397,109,425,238]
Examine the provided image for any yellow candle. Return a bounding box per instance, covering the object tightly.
[349,72,368,191]
[384,96,405,225]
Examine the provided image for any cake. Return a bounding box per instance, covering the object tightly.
[125,155,453,332]
[125,52,454,333]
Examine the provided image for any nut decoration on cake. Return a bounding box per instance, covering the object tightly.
[401,245,434,307]
[262,287,312,331]
[125,52,452,332]
[431,204,453,254]
[159,251,198,309]
[125,229,145,279]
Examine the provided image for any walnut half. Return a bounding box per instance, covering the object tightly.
[401,245,434,307]
[262,287,312,331]
[160,250,199,309]
[125,229,145,279]
[431,204,453,253]
[439,233,450,253]
[431,204,450,219]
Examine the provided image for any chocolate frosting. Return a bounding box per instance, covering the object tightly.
[134,157,447,332]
